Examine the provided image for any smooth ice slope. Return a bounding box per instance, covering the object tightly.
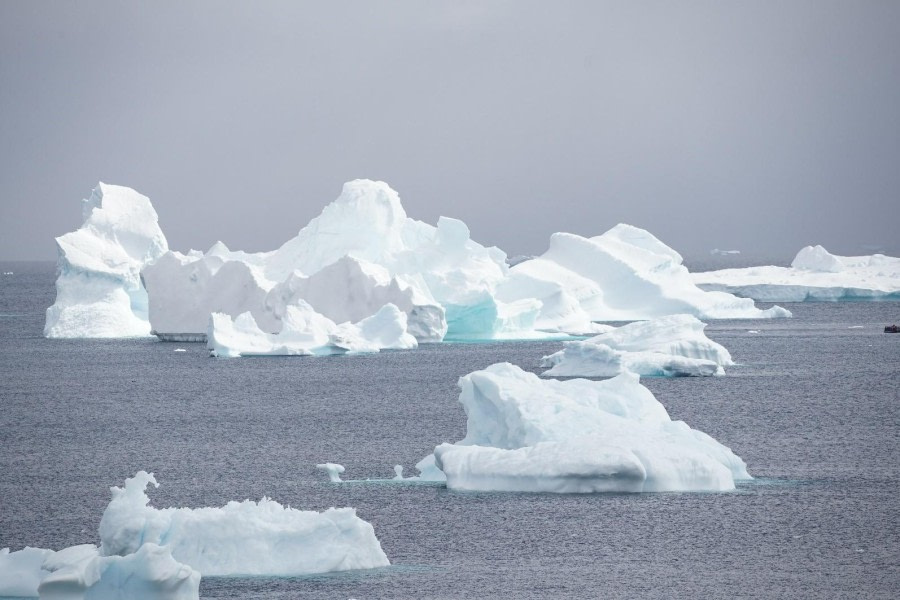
[44,183,168,338]
[208,301,417,357]
[541,314,734,377]
[496,224,789,332]
[692,245,900,301]
[421,363,750,493]
[0,547,52,596]
[98,471,390,576]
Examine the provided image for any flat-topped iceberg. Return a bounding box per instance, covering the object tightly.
[540,314,733,377]
[44,183,168,338]
[496,224,790,333]
[99,471,389,576]
[0,472,389,598]
[208,301,417,357]
[417,363,750,493]
[692,245,900,301]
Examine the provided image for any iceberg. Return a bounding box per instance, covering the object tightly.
[47,180,790,342]
[143,180,524,342]
[692,245,900,301]
[44,183,168,338]
[540,314,733,377]
[496,224,790,333]
[0,472,389,597]
[98,471,389,576]
[207,301,417,357]
[417,363,750,493]
[0,544,199,600]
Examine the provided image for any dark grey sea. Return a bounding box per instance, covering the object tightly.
[1,261,898,599]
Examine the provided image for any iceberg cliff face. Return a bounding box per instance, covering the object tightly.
[692,245,900,301]
[540,314,734,377]
[420,363,750,493]
[44,183,168,338]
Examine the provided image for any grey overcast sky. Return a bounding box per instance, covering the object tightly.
[1,1,898,261]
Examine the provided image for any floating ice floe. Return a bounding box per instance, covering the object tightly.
[47,180,791,342]
[410,363,750,493]
[207,301,417,357]
[692,245,900,301]
[495,224,790,334]
[0,472,389,598]
[317,463,346,482]
[540,314,733,377]
[44,183,168,338]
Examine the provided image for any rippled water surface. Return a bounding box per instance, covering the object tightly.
[1,262,898,599]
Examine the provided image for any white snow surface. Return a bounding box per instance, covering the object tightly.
[207,301,417,357]
[496,224,790,333]
[44,183,168,338]
[692,245,900,301]
[540,314,734,377]
[418,363,750,493]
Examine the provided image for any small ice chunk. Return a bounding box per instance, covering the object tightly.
[317,463,346,483]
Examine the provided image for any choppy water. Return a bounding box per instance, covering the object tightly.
[1,262,898,599]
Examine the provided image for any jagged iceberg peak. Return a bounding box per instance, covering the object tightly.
[266,179,414,281]
[44,183,169,338]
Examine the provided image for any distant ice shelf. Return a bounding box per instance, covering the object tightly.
[692,245,900,302]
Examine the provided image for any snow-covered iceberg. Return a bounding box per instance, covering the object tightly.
[496,224,790,333]
[416,363,750,493]
[540,314,734,377]
[692,245,900,301]
[44,183,168,338]
[0,472,389,597]
[207,301,417,357]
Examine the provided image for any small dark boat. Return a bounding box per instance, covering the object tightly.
[885,325,900,333]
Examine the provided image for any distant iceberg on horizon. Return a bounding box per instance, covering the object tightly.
[44,180,791,345]
[693,245,900,302]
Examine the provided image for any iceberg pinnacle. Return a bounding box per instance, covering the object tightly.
[44,183,168,338]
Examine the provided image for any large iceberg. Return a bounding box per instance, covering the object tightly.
[496,224,790,333]
[692,245,900,301]
[47,180,790,342]
[142,179,526,342]
[0,472,389,598]
[207,301,417,357]
[540,314,734,377]
[417,363,750,493]
[44,183,168,338]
